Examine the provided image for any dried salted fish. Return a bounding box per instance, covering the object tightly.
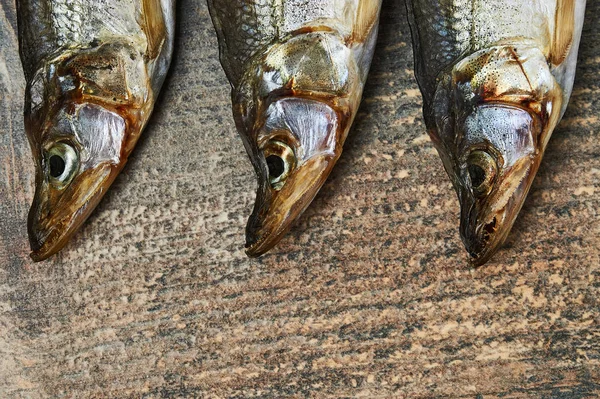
[17,0,175,260]
[208,0,382,256]
[406,0,586,264]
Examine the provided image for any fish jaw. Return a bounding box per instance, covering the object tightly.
[245,153,338,257]
[458,151,540,266]
[28,162,121,262]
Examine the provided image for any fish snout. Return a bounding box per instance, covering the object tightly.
[453,104,544,265]
[460,201,509,266]
[28,201,60,262]
[243,97,347,257]
[245,152,337,257]
[27,163,117,262]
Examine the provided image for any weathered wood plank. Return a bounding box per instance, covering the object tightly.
[0,0,599,397]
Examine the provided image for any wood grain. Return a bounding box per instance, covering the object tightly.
[0,0,599,397]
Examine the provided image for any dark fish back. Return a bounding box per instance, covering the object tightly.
[17,0,58,80]
[207,0,280,87]
[406,0,472,105]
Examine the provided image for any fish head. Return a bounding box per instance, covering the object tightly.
[233,31,364,257]
[429,46,564,265]
[244,97,347,257]
[25,46,149,261]
[454,104,542,265]
[27,101,131,261]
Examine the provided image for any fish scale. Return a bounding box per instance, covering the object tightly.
[19,0,147,80]
[408,0,559,104]
[50,0,84,47]
[209,0,280,84]
[210,0,369,86]
[48,0,142,46]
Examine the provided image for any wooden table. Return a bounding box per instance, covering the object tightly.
[1,1,599,397]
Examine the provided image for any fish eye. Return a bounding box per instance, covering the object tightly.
[262,140,296,190]
[466,150,497,197]
[46,142,79,188]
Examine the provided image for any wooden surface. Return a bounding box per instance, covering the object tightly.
[1,1,599,397]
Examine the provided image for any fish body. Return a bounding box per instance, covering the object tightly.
[17,0,175,261]
[406,0,586,264]
[208,0,382,256]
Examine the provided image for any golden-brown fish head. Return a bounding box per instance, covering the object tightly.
[244,97,346,257]
[453,104,543,266]
[27,102,130,262]
[231,30,366,256]
[23,41,155,261]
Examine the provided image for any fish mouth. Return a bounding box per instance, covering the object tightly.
[245,153,337,257]
[28,163,118,261]
[461,206,515,267]
[459,157,539,266]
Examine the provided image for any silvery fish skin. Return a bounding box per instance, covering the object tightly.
[208,0,382,256]
[406,0,586,265]
[17,0,175,261]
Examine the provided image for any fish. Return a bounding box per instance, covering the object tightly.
[17,0,175,261]
[207,0,382,257]
[405,0,586,265]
